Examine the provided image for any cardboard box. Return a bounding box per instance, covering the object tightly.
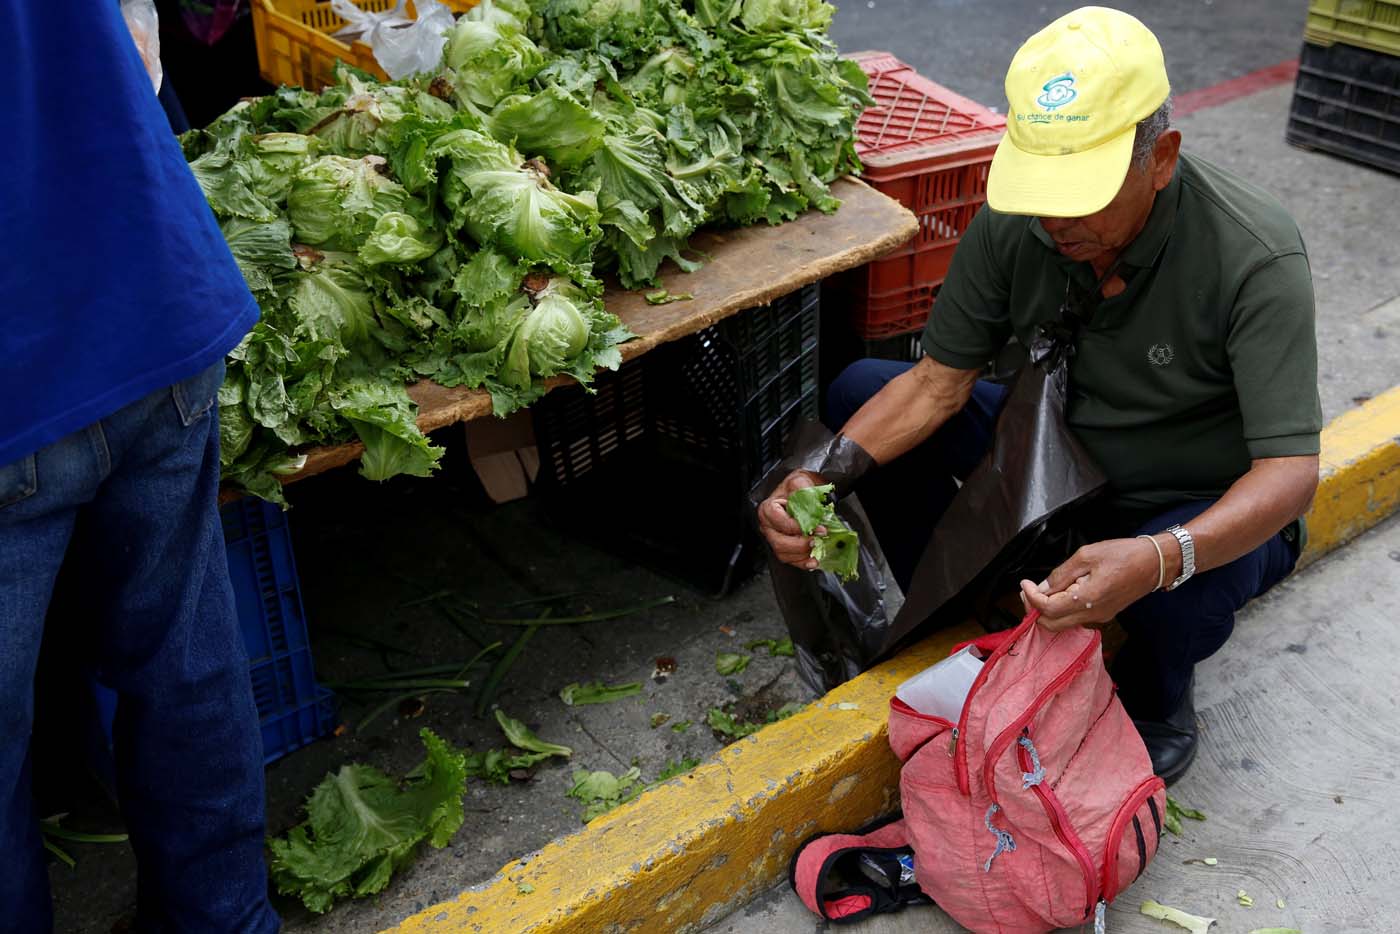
[464,411,539,504]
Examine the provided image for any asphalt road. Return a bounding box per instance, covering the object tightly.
[830,0,1309,111]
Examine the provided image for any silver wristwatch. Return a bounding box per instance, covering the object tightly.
[1164,524,1196,591]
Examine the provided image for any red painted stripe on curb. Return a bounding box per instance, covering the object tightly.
[1175,59,1300,116]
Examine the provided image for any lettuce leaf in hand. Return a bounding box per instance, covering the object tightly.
[784,483,859,582]
[267,729,468,914]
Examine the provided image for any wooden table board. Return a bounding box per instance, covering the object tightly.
[280,177,917,487]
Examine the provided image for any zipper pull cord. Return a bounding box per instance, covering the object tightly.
[947,727,959,757]
[1093,898,1107,934]
[982,804,1016,872]
[1018,735,1046,789]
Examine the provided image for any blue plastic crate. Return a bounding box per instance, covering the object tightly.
[94,498,336,765]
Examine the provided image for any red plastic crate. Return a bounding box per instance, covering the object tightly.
[843,52,1005,339]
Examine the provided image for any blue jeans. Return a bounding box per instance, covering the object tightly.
[826,359,1298,721]
[0,364,278,933]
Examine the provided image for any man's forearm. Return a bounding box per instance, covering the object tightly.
[840,357,980,466]
[1152,455,1319,581]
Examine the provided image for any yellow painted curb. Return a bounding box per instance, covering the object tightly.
[1301,384,1400,565]
[382,620,983,934]
[381,384,1400,934]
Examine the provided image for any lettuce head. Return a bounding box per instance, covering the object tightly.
[286,154,421,250]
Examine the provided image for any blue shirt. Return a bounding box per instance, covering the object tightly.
[0,3,258,466]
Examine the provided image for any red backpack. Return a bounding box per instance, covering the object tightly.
[793,611,1165,932]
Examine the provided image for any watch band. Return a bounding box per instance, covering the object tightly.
[1164,524,1196,591]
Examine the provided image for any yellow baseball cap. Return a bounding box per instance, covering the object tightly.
[987,6,1170,218]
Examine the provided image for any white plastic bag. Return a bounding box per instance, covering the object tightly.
[894,645,984,722]
[120,0,163,93]
[329,0,455,80]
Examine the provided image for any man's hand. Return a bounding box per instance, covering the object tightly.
[1019,537,1163,631]
[757,470,827,570]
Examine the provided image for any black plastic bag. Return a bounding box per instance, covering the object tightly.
[889,330,1106,640]
[754,284,1109,692]
[749,422,905,693]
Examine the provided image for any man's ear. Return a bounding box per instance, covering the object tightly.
[1152,129,1182,191]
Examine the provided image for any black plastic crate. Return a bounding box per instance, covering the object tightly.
[534,284,821,594]
[1287,39,1400,175]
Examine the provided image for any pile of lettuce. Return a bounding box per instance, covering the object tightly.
[186,0,870,501]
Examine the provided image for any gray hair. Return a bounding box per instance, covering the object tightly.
[1132,95,1174,168]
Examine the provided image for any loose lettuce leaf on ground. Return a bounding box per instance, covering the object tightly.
[559,681,644,705]
[566,767,644,822]
[266,729,467,914]
[465,748,553,785]
[715,652,749,675]
[1139,900,1215,934]
[494,710,573,757]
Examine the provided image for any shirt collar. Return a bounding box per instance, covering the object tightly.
[1028,163,1182,270]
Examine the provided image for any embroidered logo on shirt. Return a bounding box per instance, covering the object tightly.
[1037,73,1078,111]
[1147,343,1175,366]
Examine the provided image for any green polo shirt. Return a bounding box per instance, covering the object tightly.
[923,152,1322,516]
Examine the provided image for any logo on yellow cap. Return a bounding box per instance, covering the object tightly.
[1036,73,1078,111]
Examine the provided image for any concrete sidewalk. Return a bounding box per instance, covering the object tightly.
[711,510,1400,934]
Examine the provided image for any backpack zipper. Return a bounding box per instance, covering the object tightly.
[977,630,1102,921]
[954,612,1039,794]
[980,631,1101,801]
[1017,735,1098,918]
[1100,775,1166,899]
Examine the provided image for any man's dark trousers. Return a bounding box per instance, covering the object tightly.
[824,359,1299,721]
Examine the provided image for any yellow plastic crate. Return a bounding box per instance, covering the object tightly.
[1307,0,1400,57]
[252,0,478,91]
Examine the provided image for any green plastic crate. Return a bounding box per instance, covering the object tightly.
[1307,0,1400,57]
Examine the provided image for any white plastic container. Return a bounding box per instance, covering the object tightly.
[894,646,984,721]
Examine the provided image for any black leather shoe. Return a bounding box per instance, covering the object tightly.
[1132,678,1198,786]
